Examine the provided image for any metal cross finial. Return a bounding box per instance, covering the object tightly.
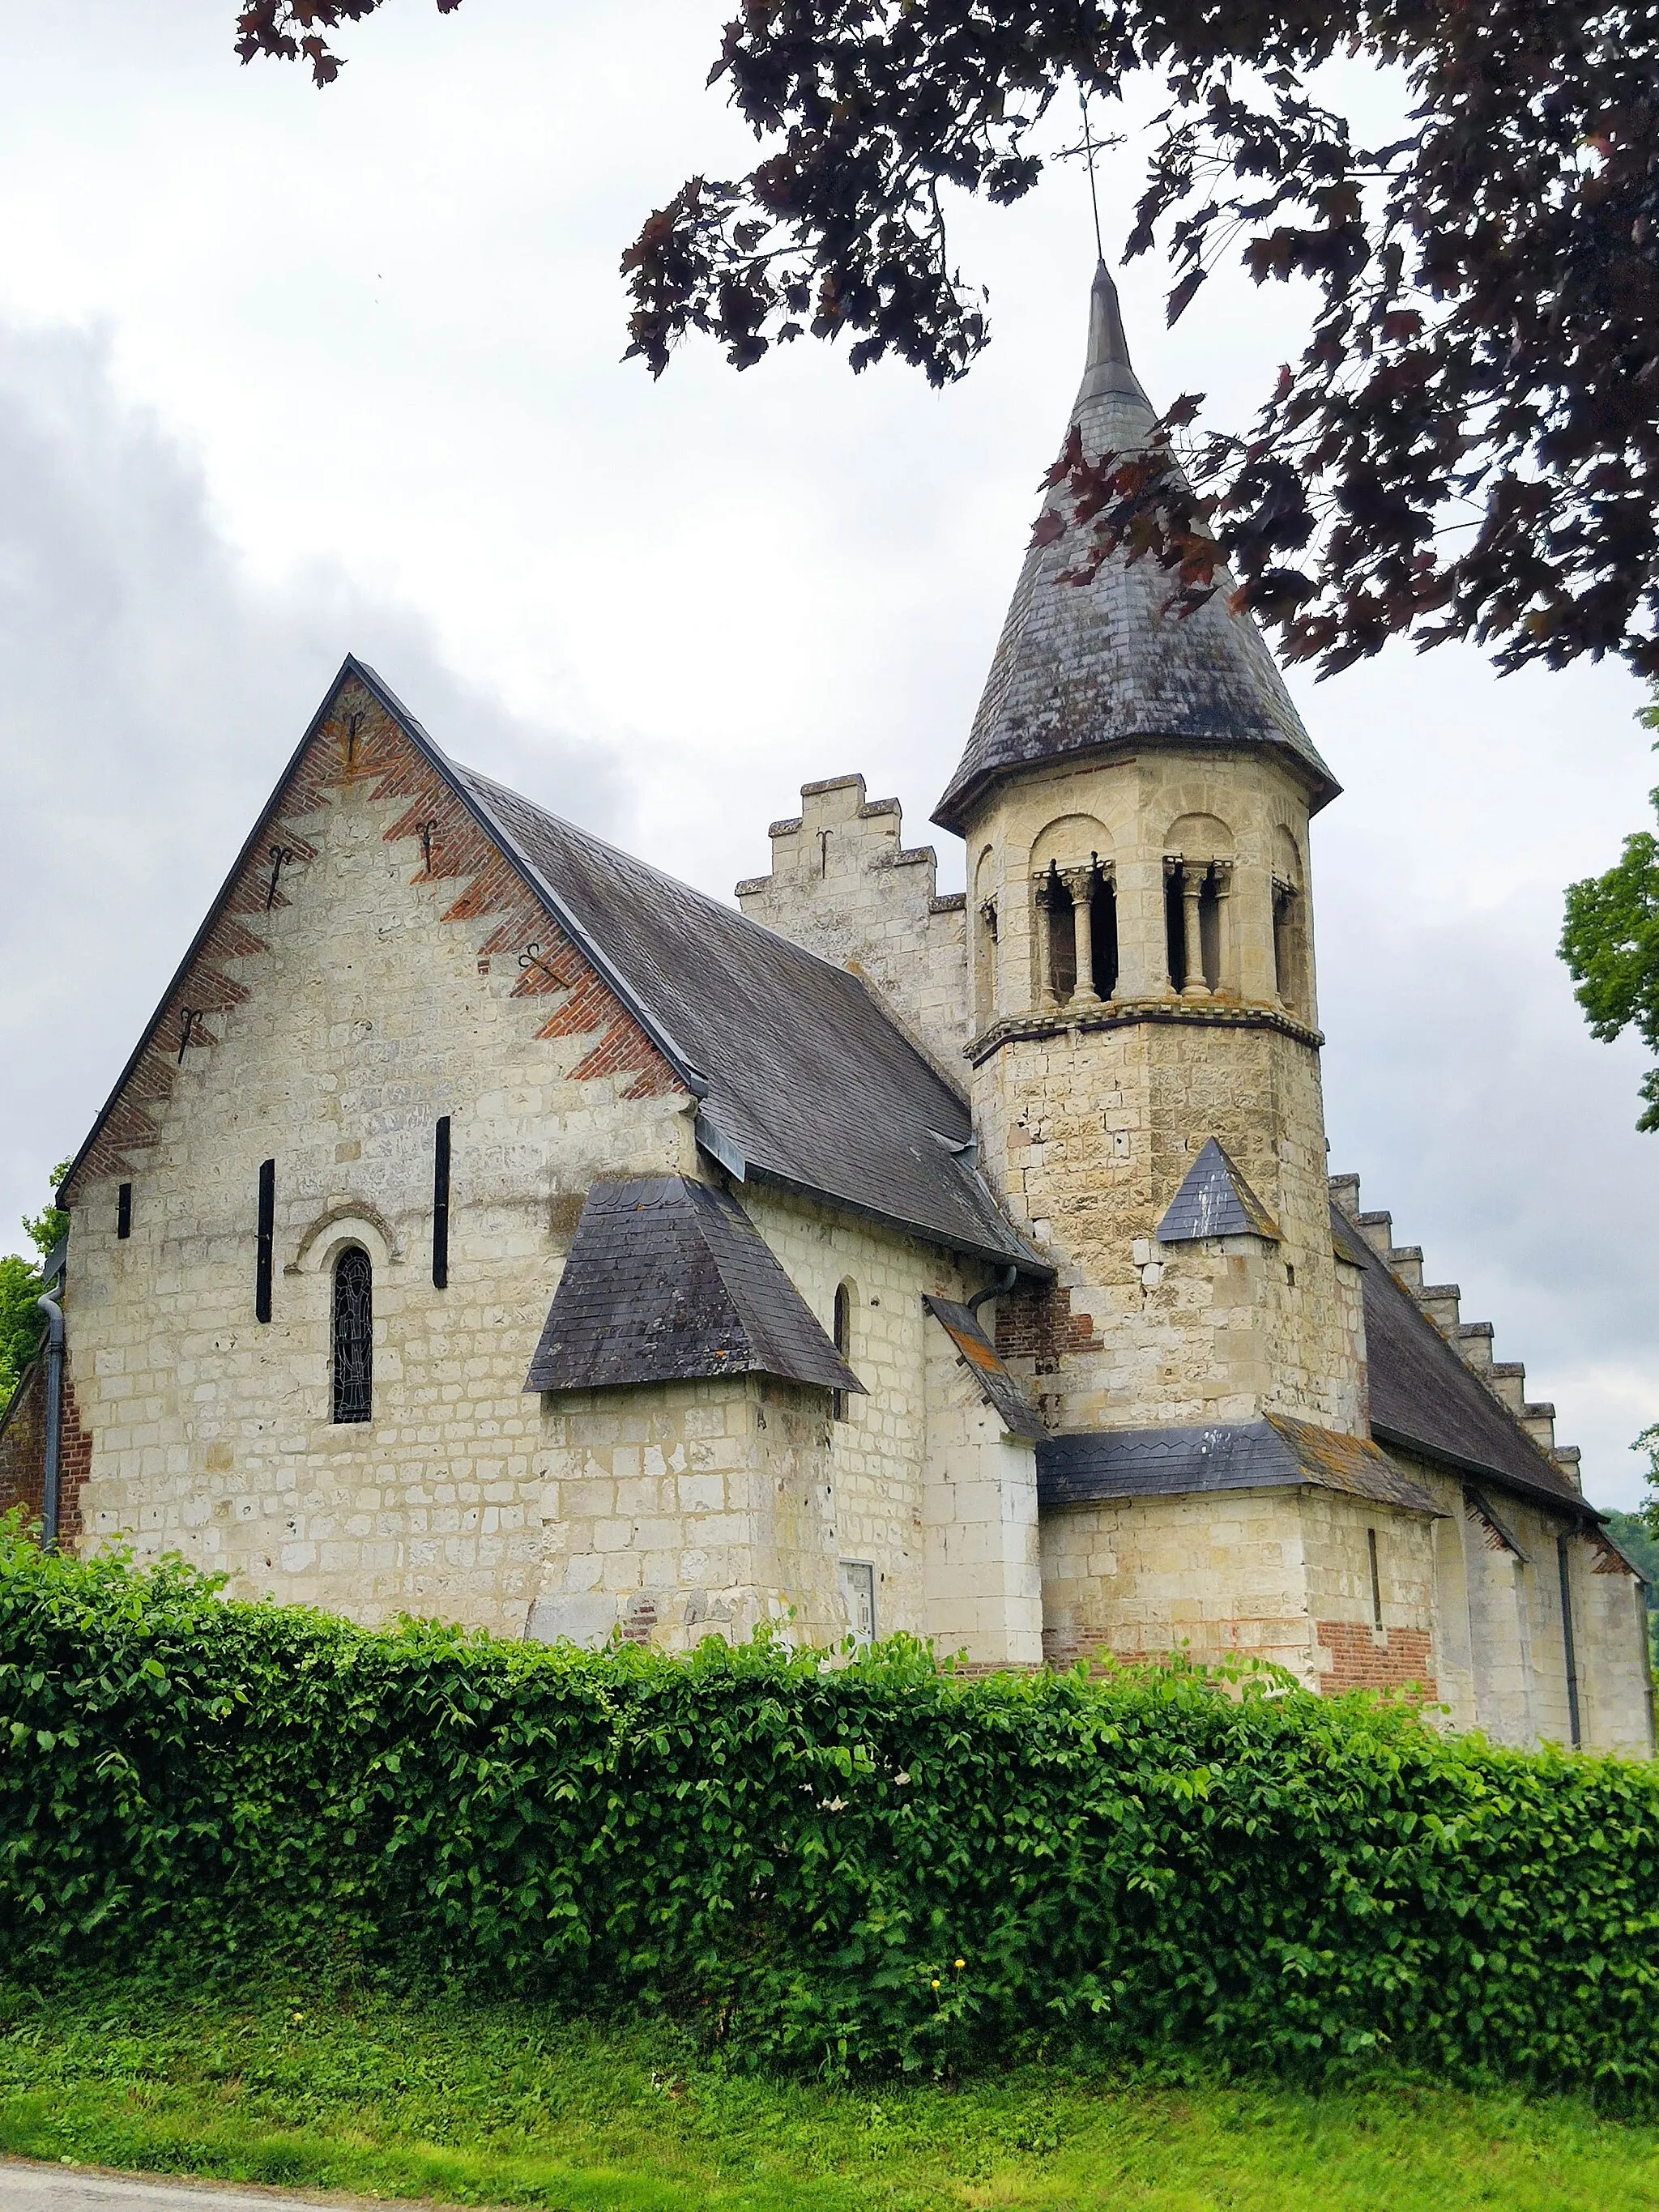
[1079,87,1105,262]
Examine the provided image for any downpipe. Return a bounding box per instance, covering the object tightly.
[966,1264,1017,1323]
[35,1296,63,1553]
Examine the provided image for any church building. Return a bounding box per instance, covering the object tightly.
[5,267,1651,1754]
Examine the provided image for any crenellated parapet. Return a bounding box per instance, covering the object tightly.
[736,774,969,1077]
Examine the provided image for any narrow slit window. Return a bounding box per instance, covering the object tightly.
[117,1183,132,1241]
[255,1160,275,1324]
[831,1281,852,1423]
[1367,1527,1383,1631]
[432,1115,451,1289]
[332,1246,373,1425]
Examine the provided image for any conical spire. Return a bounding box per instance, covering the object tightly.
[932,264,1337,835]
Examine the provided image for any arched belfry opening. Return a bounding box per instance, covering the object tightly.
[1270,831,1309,1012]
[973,848,998,1030]
[1162,816,1234,998]
[1030,820,1117,1010]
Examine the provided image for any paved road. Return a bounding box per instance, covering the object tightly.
[0,2162,386,2212]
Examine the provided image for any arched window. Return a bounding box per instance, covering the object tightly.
[332,1245,373,1425]
[973,849,998,1031]
[831,1281,853,1424]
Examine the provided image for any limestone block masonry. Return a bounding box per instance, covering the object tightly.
[55,679,697,1631]
[737,775,970,1079]
[19,313,1653,1766]
[964,751,1362,1443]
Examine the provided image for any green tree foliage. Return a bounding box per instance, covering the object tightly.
[0,1163,70,1413]
[1601,1506,1659,1672]
[1561,700,1659,1132]
[4,1534,1659,2093]
[237,0,1659,683]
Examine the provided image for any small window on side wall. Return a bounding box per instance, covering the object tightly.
[831,1281,853,1423]
[838,1560,875,1648]
[331,1245,373,1425]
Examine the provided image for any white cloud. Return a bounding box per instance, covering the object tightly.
[0,318,620,1255]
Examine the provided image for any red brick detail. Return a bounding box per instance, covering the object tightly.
[1316,1620,1437,1699]
[0,1361,45,1524]
[995,1280,1103,1371]
[64,682,686,1204]
[56,1381,92,1550]
[0,1366,92,1552]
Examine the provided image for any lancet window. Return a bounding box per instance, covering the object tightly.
[331,1245,373,1426]
[831,1281,853,1424]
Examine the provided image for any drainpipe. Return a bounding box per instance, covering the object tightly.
[967,1264,1017,1323]
[36,1296,63,1554]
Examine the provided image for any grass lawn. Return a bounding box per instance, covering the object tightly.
[0,1976,1655,2212]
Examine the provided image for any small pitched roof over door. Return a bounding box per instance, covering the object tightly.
[933,263,1339,836]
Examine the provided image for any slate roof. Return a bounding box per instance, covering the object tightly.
[525,1175,863,1396]
[923,1297,1047,1443]
[1332,1207,1593,1519]
[450,760,1038,1274]
[1038,1412,1437,1515]
[1156,1138,1280,1244]
[934,262,1339,835]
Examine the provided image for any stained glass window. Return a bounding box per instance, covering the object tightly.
[332,1245,373,1425]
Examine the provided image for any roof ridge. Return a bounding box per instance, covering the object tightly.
[455,759,956,1016]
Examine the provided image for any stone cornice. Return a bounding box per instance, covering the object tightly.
[966,996,1324,1067]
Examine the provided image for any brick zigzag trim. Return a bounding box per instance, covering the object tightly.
[68,680,679,1194]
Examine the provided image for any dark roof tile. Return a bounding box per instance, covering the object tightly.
[525,1175,862,1396]
[923,1297,1047,1442]
[934,265,1338,835]
[456,765,1038,1273]
[1333,1205,1589,1515]
[1038,1413,1436,1513]
[1157,1137,1280,1243]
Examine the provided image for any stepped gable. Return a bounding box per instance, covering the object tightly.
[458,767,1040,1272]
[525,1176,862,1396]
[934,262,1338,836]
[1328,1203,1593,1517]
[923,1297,1047,1443]
[1156,1137,1281,1244]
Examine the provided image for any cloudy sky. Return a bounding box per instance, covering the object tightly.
[1,0,1655,1507]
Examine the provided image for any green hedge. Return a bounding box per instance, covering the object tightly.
[1,1535,1657,2089]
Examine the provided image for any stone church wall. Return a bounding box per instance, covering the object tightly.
[1038,1487,1317,1677]
[58,685,699,1634]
